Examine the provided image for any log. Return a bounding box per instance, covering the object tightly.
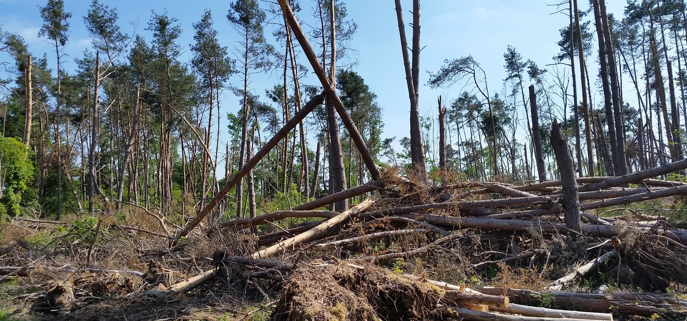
[580,184,687,209]
[219,210,337,230]
[579,157,687,192]
[359,196,552,219]
[174,93,325,242]
[547,250,617,291]
[445,291,510,308]
[252,199,373,259]
[315,229,429,249]
[257,222,320,247]
[293,179,384,211]
[491,304,613,320]
[361,216,451,236]
[550,120,581,231]
[277,0,381,181]
[0,265,144,277]
[356,233,462,261]
[446,307,601,321]
[479,287,687,317]
[399,214,687,243]
[478,183,538,198]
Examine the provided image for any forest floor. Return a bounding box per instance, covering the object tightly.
[2,171,687,320]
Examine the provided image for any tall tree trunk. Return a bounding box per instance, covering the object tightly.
[23,56,32,149]
[287,27,309,199]
[89,53,100,215]
[569,0,583,176]
[645,4,675,164]
[116,85,140,210]
[55,42,63,220]
[591,0,618,175]
[599,0,627,175]
[438,96,446,185]
[574,0,595,177]
[395,0,426,180]
[529,85,546,181]
[324,0,346,211]
[236,28,251,219]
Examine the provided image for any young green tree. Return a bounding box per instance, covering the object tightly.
[0,137,34,219]
[39,0,71,220]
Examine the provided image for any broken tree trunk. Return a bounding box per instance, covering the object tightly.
[550,120,581,231]
[529,85,546,182]
[174,93,325,242]
[277,0,381,181]
[548,250,617,290]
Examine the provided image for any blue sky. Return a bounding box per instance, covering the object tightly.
[0,0,627,169]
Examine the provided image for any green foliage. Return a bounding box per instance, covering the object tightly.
[66,216,101,244]
[531,292,556,308]
[39,0,72,46]
[0,137,34,218]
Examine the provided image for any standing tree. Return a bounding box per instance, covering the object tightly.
[227,0,272,218]
[395,0,426,180]
[191,9,234,212]
[39,0,71,220]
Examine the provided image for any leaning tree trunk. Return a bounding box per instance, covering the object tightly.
[550,120,581,231]
[529,85,546,181]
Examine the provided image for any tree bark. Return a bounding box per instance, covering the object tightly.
[23,56,32,149]
[599,0,628,175]
[529,86,546,181]
[395,0,426,179]
[438,96,447,185]
[591,0,618,175]
[116,85,140,211]
[573,0,594,177]
[550,120,580,231]
[89,53,100,216]
[568,0,583,177]
[310,139,321,199]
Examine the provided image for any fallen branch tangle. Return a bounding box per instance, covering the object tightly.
[149,157,687,318]
[153,2,687,319]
